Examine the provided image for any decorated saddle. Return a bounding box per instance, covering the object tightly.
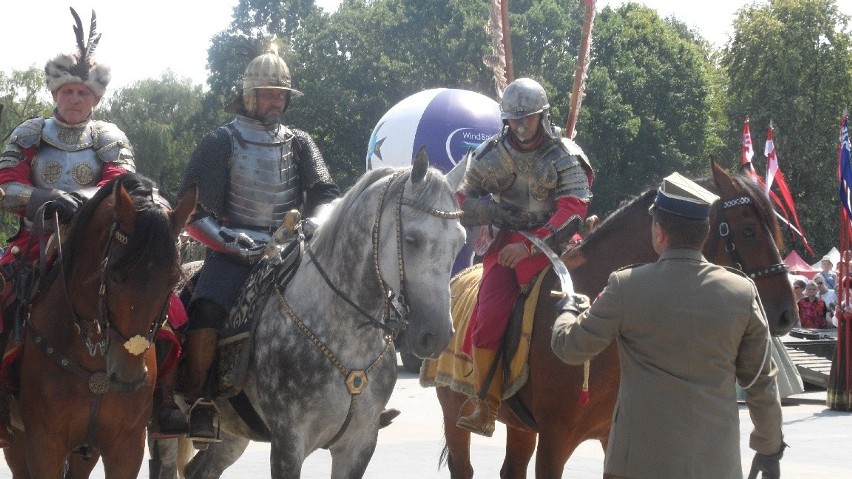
[216,237,303,397]
[420,263,550,399]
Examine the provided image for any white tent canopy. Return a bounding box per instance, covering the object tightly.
[811,247,841,269]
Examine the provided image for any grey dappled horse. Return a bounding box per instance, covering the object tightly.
[160,150,465,478]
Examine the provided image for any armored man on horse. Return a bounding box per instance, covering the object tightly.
[162,44,341,441]
[0,8,135,448]
[455,77,594,436]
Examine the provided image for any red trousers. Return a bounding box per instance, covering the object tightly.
[463,231,550,351]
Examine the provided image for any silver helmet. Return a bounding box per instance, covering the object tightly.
[499,78,559,139]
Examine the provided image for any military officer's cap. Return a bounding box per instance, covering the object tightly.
[651,172,720,219]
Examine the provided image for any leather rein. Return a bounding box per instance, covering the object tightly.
[708,189,789,280]
[23,205,170,459]
[288,171,462,448]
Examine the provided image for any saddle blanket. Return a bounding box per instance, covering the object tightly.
[419,263,549,399]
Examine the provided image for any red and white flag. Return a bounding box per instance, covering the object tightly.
[762,123,813,254]
[741,118,761,182]
[764,124,779,193]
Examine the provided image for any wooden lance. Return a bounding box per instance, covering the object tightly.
[565,0,596,139]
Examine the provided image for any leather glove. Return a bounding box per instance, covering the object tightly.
[555,293,590,315]
[460,197,526,230]
[747,443,786,479]
[47,191,86,223]
[25,188,85,223]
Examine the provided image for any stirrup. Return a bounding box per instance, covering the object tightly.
[187,399,221,446]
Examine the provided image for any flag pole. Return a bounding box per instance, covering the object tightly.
[565,0,596,140]
[830,110,852,411]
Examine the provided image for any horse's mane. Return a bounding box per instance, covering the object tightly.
[62,173,179,278]
[310,166,453,256]
[579,171,783,251]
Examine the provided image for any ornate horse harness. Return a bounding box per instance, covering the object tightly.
[278,171,462,448]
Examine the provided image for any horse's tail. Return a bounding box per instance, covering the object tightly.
[177,435,194,479]
[438,435,450,470]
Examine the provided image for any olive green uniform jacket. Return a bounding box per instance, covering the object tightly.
[551,249,783,479]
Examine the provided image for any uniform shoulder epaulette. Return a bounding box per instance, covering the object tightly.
[615,263,647,272]
[721,265,751,279]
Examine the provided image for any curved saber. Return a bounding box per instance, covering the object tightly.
[519,231,574,296]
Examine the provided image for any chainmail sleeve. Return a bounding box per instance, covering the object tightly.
[178,127,232,219]
[292,129,340,216]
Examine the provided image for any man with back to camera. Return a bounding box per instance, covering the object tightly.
[551,173,785,479]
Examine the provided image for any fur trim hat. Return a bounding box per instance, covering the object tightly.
[44,8,110,97]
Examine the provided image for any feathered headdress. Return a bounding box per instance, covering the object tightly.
[44,8,110,97]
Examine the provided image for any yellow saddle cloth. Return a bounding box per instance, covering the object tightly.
[419,263,549,399]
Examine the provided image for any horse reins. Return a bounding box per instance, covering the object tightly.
[709,193,789,280]
[707,185,781,389]
[24,201,171,459]
[291,170,461,448]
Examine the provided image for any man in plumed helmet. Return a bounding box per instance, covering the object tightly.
[454,77,594,437]
[171,44,340,441]
[0,8,135,447]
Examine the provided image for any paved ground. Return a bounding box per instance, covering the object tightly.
[1,356,850,478]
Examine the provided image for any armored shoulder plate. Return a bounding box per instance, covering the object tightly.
[2,118,46,169]
[461,132,513,196]
[93,121,136,171]
[292,129,334,188]
[7,117,46,150]
[552,138,592,201]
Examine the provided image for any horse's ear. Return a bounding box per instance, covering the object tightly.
[113,182,137,233]
[710,158,734,195]
[171,186,197,234]
[412,146,429,184]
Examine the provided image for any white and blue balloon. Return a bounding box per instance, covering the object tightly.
[366,88,501,273]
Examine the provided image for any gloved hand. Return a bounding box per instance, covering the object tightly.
[460,197,527,230]
[25,188,85,223]
[747,443,785,479]
[221,228,264,263]
[46,191,86,223]
[555,293,590,315]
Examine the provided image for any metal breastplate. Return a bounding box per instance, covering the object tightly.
[225,117,302,230]
[32,119,102,189]
[487,139,560,216]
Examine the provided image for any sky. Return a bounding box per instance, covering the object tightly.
[2,1,851,96]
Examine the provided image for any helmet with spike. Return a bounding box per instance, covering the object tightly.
[226,39,303,116]
[44,8,110,97]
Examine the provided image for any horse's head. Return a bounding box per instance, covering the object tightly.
[63,174,196,392]
[312,148,464,359]
[377,149,465,358]
[705,160,798,335]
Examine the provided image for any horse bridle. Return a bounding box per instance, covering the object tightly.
[709,193,789,280]
[308,171,462,335]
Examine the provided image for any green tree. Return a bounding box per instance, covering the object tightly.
[722,0,852,257]
[581,3,723,216]
[0,67,53,243]
[102,73,226,199]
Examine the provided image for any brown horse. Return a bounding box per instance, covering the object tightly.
[435,161,798,478]
[2,173,195,479]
